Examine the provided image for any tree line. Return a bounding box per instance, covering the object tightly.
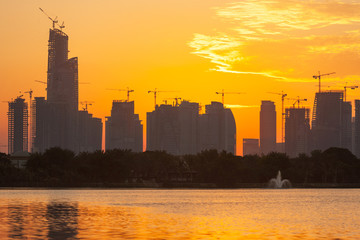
[1,147,360,187]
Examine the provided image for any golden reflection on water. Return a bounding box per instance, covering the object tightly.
[0,189,360,239]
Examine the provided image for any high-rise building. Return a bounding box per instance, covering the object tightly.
[32,27,79,152]
[341,101,352,151]
[179,101,199,155]
[47,29,78,110]
[285,107,310,157]
[354,100,360,157]
[78,110,103,152]
[311,91,343,151]
[106,101,143,152]
[8,97,28,154]
[32,97,49,153]
[260,101,276,154]
[147,101,236,155]
[243,138,259,156]
[199,102,236,155]
[147,104,179,154]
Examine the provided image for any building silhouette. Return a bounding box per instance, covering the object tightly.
[78,110,102,152]
[106,101,143,152]
[285,107,310,157]
[311,91,349,151]
[32,97,49,153]
[147,104,180,154]
[341,101,352,151]
[8,97,28,154]
[355,100,360,157]
[260,100,276,154]
[199,102,236,155]
[147,101,236,155]
[31,27,102,153]
[44,28,79,152]
[243,138,259,156]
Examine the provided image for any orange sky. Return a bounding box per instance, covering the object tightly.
[2,0,360,155]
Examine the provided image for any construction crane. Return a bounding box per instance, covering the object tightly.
[148,89,177,108]
[287,96,307,108]
[267,91,287,147]
[39,8,65,31]
[312,71,336,93]
[35,80,47,91]
[80,101,94,111]
[344,85,358,102]
[215,89,245,105]
[106,88,134,102]
[164,97,182,107]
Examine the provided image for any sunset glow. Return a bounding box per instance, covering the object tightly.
[2,0,360,154]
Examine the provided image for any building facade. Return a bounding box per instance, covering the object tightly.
[8,97,28,154]
[260,100,276,154]
[285,107,310,157]
[106,101,143,152]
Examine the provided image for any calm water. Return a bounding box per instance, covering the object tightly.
[0,189,359,239]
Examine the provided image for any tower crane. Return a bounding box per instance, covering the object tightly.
[80,101,94,111]
[35,80,47,91]
[267,91,287,147]
[106,88,134,102]
[312,71,336,93]
[215,89,245,105]
[344,85,358,102]
[148,89,177,108]
[39,8,65,31]
[287,96,307,108]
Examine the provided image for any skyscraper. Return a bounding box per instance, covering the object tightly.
[78,110,103,152]
[147,101,236,155]
[106,101,143,152]
[199,102,236,155]
[8,97,28,154]
[147,104,179,154]
[32,97,49,153]
[260,100,276,154]
[311,91,343,151]
[43,28,79,152]
[285,107,310,157]
[355,100,360,157]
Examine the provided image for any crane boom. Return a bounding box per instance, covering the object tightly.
[215,89,245,105]
[148,89,177,108]
[39,8,65,31]
[312,71,336,93]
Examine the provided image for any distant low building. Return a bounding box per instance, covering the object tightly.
[9,151,30,169]
[242,138,259,156]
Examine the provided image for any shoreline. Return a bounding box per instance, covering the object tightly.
[1,182,360,189]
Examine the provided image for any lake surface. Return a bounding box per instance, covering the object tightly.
[0,189,359,239]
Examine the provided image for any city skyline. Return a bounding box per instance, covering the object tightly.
[2,1,360,155]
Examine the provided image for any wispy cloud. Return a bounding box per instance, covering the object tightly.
[189,0,360,82]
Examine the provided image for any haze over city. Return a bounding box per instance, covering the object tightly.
[3,0,360,155]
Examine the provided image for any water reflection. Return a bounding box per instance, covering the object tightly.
[0,189,360,239]
[46,202,78,239]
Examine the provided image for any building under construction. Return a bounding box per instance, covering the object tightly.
[147,101,236,155]
[285,107,310,157]
[8,97,28,154]
[106,101,143,152]
[311,91,352,151]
